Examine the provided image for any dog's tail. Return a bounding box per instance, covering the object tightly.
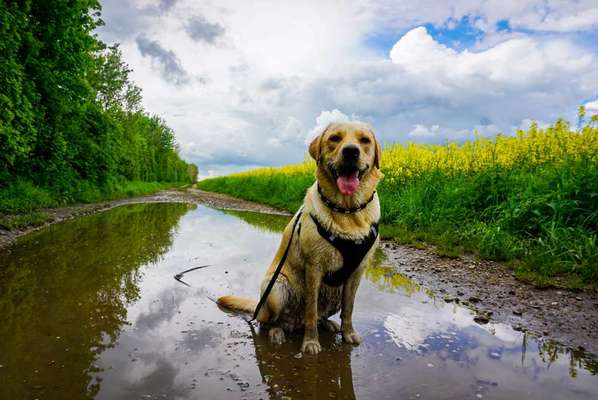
[217,295,257,314]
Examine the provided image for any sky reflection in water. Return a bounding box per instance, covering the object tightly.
[0,203,596,400]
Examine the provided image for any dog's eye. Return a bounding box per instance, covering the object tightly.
[359,137,371,144]
[329,134,342,142]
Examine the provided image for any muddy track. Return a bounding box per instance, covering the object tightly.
[1,187,596,357]
[0,188,290,250]
[381,242,598,356]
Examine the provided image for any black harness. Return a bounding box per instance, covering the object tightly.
[250,187,379,321]
[310,213,379,286]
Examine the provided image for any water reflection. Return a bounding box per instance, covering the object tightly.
[252,327,356,399]
[367,260,598,379]
[0,203,596,400]
[221,209,290,233]
[0,203,193,399]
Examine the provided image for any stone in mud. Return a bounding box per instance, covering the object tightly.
[474,315,490,324]
[512,324,525,332]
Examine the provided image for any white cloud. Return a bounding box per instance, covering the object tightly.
[585,100,598,113]
[369,0,598,33]
[305,109,351,144]
[510,3,598,32]
[96,0,598,175]
[390,26,593,88]
[409,124,440,138]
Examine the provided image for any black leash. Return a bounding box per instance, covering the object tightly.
[250,207,303,322]
[171,210,303,324]
[173,188,376,324]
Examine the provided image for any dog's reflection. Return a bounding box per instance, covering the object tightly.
[250,323,356,399]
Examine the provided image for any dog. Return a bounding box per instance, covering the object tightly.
[217,121,382,354]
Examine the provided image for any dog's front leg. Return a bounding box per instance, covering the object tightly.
[301,264,322,354]
[341,266,366,345]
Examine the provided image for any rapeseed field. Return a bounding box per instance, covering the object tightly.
[198,119,598,288]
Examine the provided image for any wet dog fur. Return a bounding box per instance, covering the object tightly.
[218,121,382,354]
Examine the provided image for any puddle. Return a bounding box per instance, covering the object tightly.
[0,203,596,399]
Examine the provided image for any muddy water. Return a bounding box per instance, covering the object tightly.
[0,203,596,400]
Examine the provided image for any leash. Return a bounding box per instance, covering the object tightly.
[173,188,375,323]
[171,208,303,324]
[250,207,303,322]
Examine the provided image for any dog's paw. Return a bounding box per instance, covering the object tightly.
[321,319,341,333]
[301,339,322,354]
[268,327,286,344]
[342,330,362,345]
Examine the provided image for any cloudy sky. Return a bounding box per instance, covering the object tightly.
[96,0,598,177]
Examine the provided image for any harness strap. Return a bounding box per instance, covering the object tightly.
[310,214,379,286]
[250,207,303,322]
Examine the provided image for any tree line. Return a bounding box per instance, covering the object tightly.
[0,1,197,199]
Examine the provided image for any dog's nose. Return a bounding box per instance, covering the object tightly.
[342,144,360,161]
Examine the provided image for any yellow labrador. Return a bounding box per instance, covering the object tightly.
[218,121,382,354]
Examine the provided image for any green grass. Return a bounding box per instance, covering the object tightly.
[198,160,598,289]
[199,174,314,212]
[0,211,54,230]
[0,179,187,230]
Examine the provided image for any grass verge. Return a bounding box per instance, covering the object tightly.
[0,179,187,231]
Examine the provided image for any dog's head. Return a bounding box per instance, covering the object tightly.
[309,121,381,197]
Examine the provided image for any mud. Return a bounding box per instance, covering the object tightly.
[381,242,598,355]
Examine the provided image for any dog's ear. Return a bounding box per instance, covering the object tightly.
[373,131,382,169]
[309,123,331,163]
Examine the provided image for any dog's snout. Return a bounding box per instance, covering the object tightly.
[342,144,360,161]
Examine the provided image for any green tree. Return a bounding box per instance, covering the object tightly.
[0,0,196,209]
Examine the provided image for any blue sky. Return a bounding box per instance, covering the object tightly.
[368,15,489,53]
[96,0,598,177]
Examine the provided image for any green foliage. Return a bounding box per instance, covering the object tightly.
[0,211,53,230]
[0,1,195,208]
[198,173,313,212]
[0,179,184,214]
[198,121,598,288]
[221,209,290,233]
[0,202,191,399]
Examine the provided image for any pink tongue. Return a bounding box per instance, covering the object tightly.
[336,173,360,196]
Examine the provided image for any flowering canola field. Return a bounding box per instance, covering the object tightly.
[199,119,598,287]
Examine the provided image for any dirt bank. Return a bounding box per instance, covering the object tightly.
[381,241,598,356]
[1,187,596,357]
